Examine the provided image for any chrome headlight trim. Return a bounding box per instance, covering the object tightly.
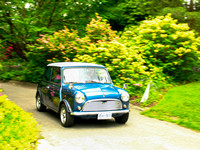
[75,91,85,104]
[118,89,130,102]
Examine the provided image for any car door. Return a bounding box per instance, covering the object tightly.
[47,67,61,112]
[39,66,52,106]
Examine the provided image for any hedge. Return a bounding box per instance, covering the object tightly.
[0,92,40,150]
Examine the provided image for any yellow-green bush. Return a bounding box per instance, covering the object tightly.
[0,93,40,150]
[121,14,200,81]
[25,14,172,97]
[24,13,200,100]
[85,14,117,43]
[73,39,166,96]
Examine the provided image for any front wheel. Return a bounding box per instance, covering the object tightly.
[36,95,46,112]
[60,104,74,127]
[115,113,129,124]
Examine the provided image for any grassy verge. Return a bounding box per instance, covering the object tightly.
[142,81,200,132]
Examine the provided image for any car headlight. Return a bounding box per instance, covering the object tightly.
[119,90,130,102]
[75,91,85,104]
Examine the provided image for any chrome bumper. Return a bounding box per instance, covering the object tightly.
[70,109,129,116]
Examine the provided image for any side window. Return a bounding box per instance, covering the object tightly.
[52,67,61,84]
[43,67,52,82]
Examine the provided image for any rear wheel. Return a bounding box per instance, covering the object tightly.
[36,95,46,112]
[60,104,74,127]
[115,113,129,124]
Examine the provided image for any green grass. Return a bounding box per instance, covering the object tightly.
[142,81,200,132]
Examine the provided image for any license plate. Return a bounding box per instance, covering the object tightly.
[98,112,112,120]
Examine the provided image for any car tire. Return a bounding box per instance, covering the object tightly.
[115,113,129,124]
[60,104,74,127]
[36,95,46,112]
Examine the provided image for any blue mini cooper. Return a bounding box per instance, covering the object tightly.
[36,62,130,127]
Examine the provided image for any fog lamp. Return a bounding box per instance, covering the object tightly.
[77,106,82,111]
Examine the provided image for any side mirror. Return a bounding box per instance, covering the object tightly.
[123,83,128,89]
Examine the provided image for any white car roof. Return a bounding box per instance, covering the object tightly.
[47,62,105,68]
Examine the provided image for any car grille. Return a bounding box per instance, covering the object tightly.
[82,99,122,111]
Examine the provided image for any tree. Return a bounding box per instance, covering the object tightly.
[159,0,200,33]
[0,0,66,60]
[98,0,184,30]
[0,0,105,60]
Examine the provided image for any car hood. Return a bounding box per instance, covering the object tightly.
[73,84,120,100]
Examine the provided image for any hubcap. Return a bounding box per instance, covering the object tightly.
[36,97,41,109]
[60,107,67,124]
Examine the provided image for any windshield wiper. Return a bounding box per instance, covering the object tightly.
[68,82,83,84]
[85,80,100,83]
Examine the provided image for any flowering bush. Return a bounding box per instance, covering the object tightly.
[20,14,200,101]
[85,14,117,43]
[1,46,14,60]
[0,92,40,149]
[74,39,166,96]
[28,27,80,62]
[0,44,23,81]
[121,14,200,81]
[22,27,80,82]
[24,15,117,83]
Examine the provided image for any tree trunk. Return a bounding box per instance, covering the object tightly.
[12,42,28,61]
[189,0,194,12]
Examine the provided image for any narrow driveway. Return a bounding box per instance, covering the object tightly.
[1,81,200,150]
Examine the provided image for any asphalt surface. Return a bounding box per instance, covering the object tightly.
[1,81,200,150]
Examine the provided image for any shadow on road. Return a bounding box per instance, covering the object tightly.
[37,108,125,129]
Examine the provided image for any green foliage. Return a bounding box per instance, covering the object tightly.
[185,11,200,33]
[0,64,2,71]
[24,15,117,83]
[120,0,153,25]
[2,0,200,62]
[0,0,107,59]
[157,1,200,33]
[74,15,169,96]
[74,40,146,96]
[0,60,24,81]
[85,14,117,43]
[142,81,200,131]
[0,94,40,149]
[3,13,200,106]
[0,41,24,81]
[160,7,187,22]
[23,27,80,83]
[121,14,200,81]
[94,0,129,31]
[24,14,200,98]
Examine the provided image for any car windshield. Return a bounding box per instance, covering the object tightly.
[63,67,111,84]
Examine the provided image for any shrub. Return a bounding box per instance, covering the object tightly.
[0,93,40,150]
[24,14,172,99]
[23,27,80,83]
[0,41,25,81]
[85,14,117,43]
[0,60,24,81]
[121,14,200,81]
[74,39,167,96]
[19,14,198,101]
[24,14,117,83]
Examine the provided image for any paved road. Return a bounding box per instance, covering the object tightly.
[1,81,200,150]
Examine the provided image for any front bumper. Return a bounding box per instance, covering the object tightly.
[70,109,129,116]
